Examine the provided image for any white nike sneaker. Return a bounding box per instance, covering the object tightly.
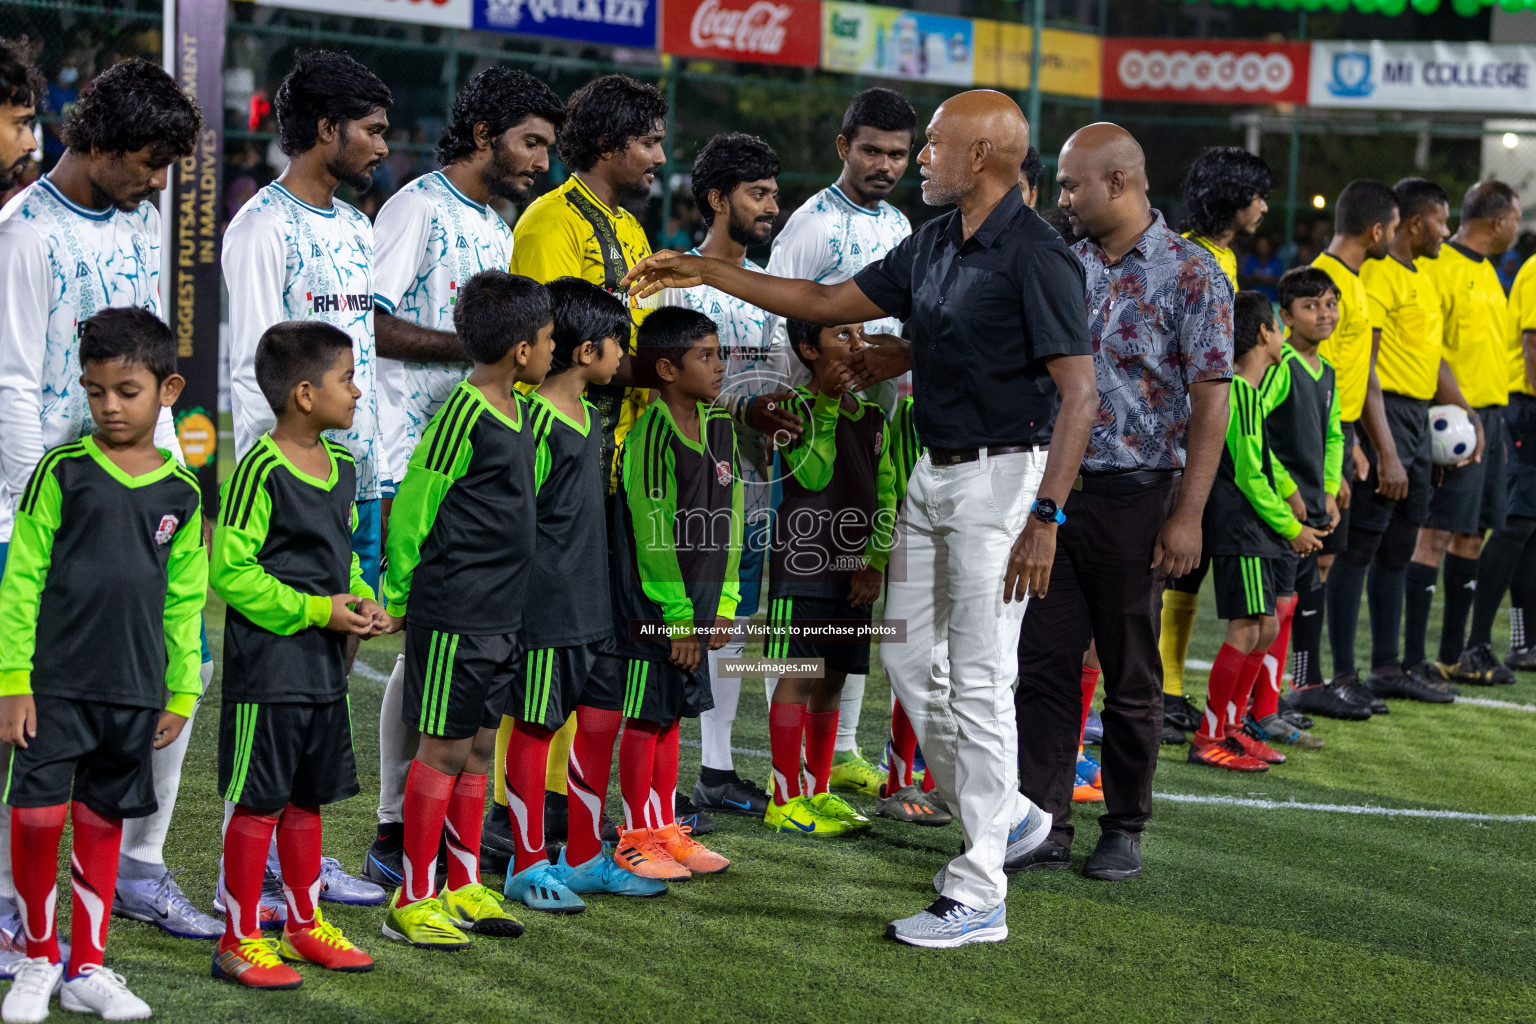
[2,957,62,1023]
[58,965,151,1021]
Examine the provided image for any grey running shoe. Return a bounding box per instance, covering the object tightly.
[886,896,1007,948]
[318,856,387,906]
[876,785,952,827]
[113,869,222,939]
[214,868,287,929]
[933,802,1052,890]
[1247,713,1323,749]
[0,901,30,980]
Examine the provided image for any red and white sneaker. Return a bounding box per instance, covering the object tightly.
[280,908,374,972]
[1227,726,1285,764]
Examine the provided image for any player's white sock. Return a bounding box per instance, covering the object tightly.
[700,622,747,772]
[835,674,867,753]
[377,653,414,824]
[0,797,12,900]
[119,662,210,870]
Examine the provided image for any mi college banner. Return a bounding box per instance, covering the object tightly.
[1309,40,1536,113]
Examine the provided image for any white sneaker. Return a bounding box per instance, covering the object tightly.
[2,957,62,1023]
[58,965,150,1021]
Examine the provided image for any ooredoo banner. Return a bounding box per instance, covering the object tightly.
[1309,40,1536,113]
[662,0,821,66]
[1102,38,1310,105]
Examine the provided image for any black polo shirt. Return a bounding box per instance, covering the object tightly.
[853,186,1092,450]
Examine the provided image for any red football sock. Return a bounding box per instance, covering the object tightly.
[1228,651,1269,732]
[507,721,554,874]
[566,705,622,867]
[888,700,918,794]
[1079,664,1101,741]
[276,803,322,929]
[618,718,659,831]
[1199,643,1247,743]
[921,769,936,793]
[444,772,486,890]
[1253,596,1297,721]
[768,701,805,805]
[648,717,680,829]
[222,806,279,945]
[66,802,121,978]
[11,804,66,963]
[804,709,839,796]
[399,760,453,904]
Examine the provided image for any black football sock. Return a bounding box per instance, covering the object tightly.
[1466,518,1536,649]
[1510,530,1536,650]
[1326,526,1381,679]
[1403,562,1440,667]
[698,766,740,787]
[1437,553,1479,664]
[1366,562,1406,672]
[1289,583,1326,688]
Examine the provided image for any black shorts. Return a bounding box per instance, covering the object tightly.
[1323,422,1356,555]
[1165,551,1211,595]
[1352,395,1433,532]
[1212,554,1279,620]
[763,594,874,675]
[219,697,358,809]
[617,655,712,726]
[1293,550,1321,593]
[3,696,157,819]
[512,640,620,728]
[1506,394,1536,520]
[403,624,517,740]
[1428,405,1509,534]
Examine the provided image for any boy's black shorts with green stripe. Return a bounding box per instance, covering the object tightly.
[511,640,620,728]
[218,697,358,809]
[402,623,517,740]
[4,695,158,819]
[1212,554,1279,620]
[606,652,713,726]
[764,594,874,675]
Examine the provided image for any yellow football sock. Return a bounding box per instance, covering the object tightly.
[545,715,578,795]
[1159,589,1200,697]
[493,714,515,806]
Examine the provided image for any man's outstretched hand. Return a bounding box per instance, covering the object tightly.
[844,333,910,393]
[622,251,707,300]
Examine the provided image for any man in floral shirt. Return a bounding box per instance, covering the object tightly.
[1014,124,1232,882]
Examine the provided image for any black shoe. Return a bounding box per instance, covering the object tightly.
[675,791,716,835]
[601,812,620,844]
[1367,665,1455,704]
[480,804,517,873]
[1160,722,1188,745]
[1405,660,1460,697]
[1505,644,1536,672]
[1332,673,1388,715]
[1288,682,1372,721]
[1004,839,1071,873]
[1163,692,1202,733]
[543,790,570,842]
[362,824,405,888]
[1083,829,1141,881]
[692,775,770,817]
[1275,693,1314,729]
[1452,643,1518,686]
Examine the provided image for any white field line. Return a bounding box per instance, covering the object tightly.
[1454,695,1536,712]
[1152,791,1536,823]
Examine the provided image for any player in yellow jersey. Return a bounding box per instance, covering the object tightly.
[485,75,680,866]
[1411,181,1522,686]
[1160,146,1272,739]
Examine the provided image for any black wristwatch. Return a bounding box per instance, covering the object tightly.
[1031,497,1066,525]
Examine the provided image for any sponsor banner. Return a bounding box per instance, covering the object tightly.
[820,2,973,85]
[663,0,821,66]
[474,0,658,47]
[246,0,474,28]
[1310,40,1536,113]
[972,22,1100,98]
[1102,37,1310,105]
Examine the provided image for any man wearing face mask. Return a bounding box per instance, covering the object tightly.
[361,67,565,889]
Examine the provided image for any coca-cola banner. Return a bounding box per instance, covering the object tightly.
[1102,37,1311,105]
[663,0,821,66]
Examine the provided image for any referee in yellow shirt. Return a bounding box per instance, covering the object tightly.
[1413,181,1522,685]
[1355,178,1459,703]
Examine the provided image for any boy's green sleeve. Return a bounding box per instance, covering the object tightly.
[347,503,375,604]
[866,420,899,571]
[1323,380,1345,494]
[784,391,840,492]
[533,429,552,494]
[717,429,743,620]
[382,417,475,617]
[624,416,695,634]
[0,468,62,695]
[889,398,920,499]
[1230,382,1303,540]
[212,477,333,634]
[1259,358,1291,415]
[162,506,208,717]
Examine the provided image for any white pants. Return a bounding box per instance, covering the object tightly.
[881,449,1046,911]
[377,653,416,824]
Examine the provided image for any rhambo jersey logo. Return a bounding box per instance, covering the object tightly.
[154,515,179,546]
[307,291,374,314]
[715,460,733,487]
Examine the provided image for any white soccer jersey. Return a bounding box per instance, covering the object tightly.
[0,177,180,542]
[662,252,788,419]
[371,171,513,482]
[223,181,382,501]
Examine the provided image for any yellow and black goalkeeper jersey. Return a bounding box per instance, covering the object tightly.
[1314,251,1376,422]
[213,435,371,703]
[384,381,536,636]
[1183,232,1238,291]
[1206,375,1301,558]
[0,437,205,713]
[1432,241,1510,408]
[1260,343,1344,529]
[610,401,742,660]
[1507,254,1536,398]
[1363,254,1441,401]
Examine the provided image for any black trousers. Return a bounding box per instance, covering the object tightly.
[1016,474,1181,847]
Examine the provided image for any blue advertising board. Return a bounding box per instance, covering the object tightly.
[474,0,658,47]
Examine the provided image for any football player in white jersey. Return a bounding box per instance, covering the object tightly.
[363,67,564,888]
[0,57,223,980]
[221,50,393,913]
[660,133,802,819]
[763,88,918,795]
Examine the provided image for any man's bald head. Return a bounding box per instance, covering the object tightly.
[918,89,1031,207]
[1055,122,1151,243]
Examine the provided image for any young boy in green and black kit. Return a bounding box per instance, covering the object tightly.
[0,308,205,1022]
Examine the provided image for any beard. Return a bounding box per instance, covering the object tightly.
[726,208,774,248]
[0,154,27,191]
[484,142,533,203]
[616,169,657,206]
[921,173,965,207]
[329,139,379,194]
